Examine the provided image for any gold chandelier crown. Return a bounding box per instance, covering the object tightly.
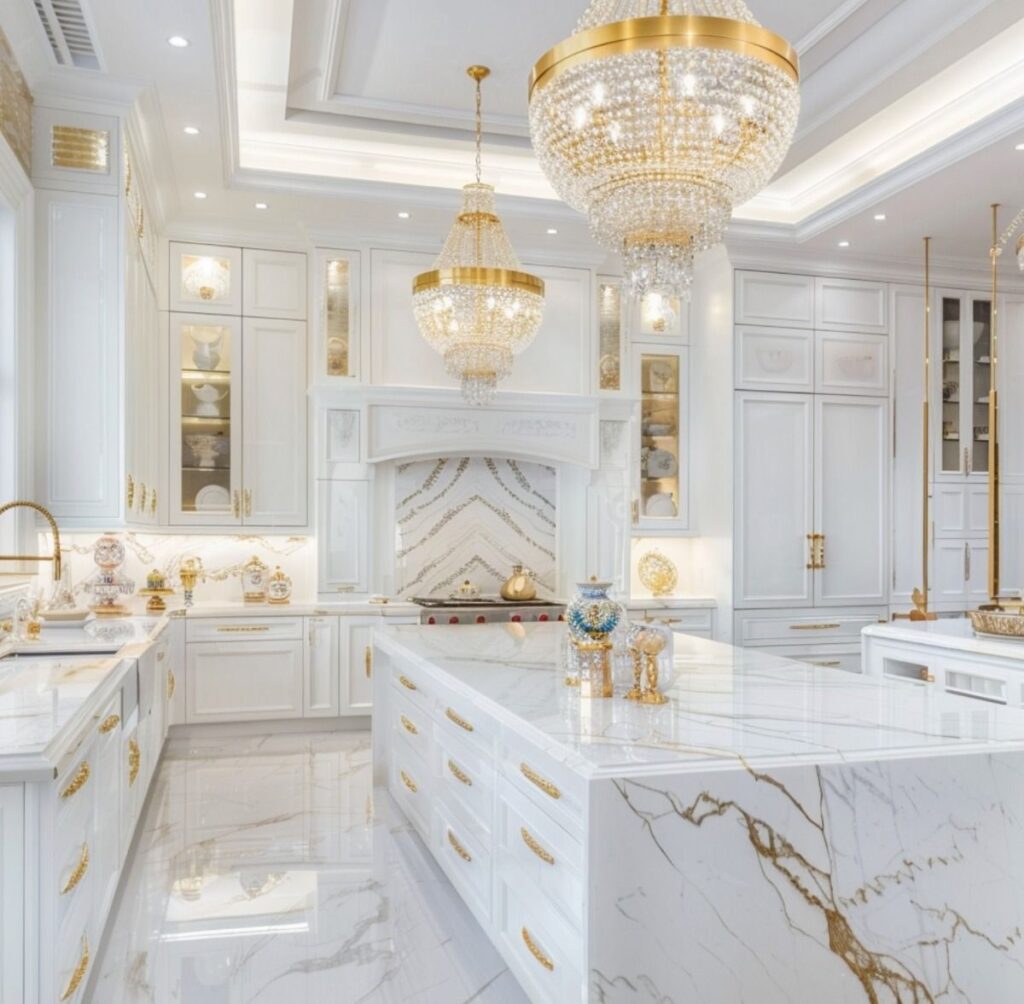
[412,66,545,405]
[529,0,799,300]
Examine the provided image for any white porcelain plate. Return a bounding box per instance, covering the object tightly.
[195,484,230,511]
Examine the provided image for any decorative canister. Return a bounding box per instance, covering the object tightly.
[241,555,269,604]
[500,564,537,602]
[84,534,135,617]
[267,566,293,605]
[566,580,623,698]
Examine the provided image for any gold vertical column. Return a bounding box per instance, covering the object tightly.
[989,204,1001,602]
[922,237,932,611]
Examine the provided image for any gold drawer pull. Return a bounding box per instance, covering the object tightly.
[167,670,176,699]
[156,650,166,662]
[98,713,120,734]
[520,827,555,865]
[447,829,472,863]
[447,759,472,786]
[812,660,842,668]
[398,675,417,691]
[128,738,141,785]
[520,762,561,800]
[365,645,372,678]
[60,762,91,800]
[216,625,271,633]
[400,770,417,794]
[445,707,474,733]
[789,623,841,631]
[60,843,90,895]
[919,668,936,683]
[521,927,554,972]
[400,714,418,736]
[59,935,90,1001]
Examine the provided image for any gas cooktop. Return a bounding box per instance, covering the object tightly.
[411,596,562,608]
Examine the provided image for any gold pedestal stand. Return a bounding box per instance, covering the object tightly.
[139,588,174,614]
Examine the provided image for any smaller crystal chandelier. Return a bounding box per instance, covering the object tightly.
[182,256,230,301]
[412,66,545,405]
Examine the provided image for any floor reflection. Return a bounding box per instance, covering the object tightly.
[88,731,527,1003]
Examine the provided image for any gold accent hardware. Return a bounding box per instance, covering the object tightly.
[167,670,176,699]
[520,827,555,865]
[520,762,561,800]
[138,483,148,512]
[631,498,639,525]
[150,489,158,515]
[98,714,120,734]
[0,500,63,579]
[812,661,842,668]
[126,474,135,510]
[59,935,90,1000]
[157,649,166,662]
[52,124,110,171]
[963,446,970,476]
[816,533,826,570]
[215,625,271,633]
[60,761,90,800]
[789,623,841,631]
[445,707,474,732]
[60,844,89,895]
[520,927,554,972]
[447,829,472,862]
[398,675,417,691]
[413,267,545,298]
[447,759,472,786]
[919,668,936,683]
[806,533,817,570]
[365,646,372,678]
[232,489,241,517]
[244,488,253,517]
[400,770,417,793]
[400,715,418,736]
[128,738,141,785]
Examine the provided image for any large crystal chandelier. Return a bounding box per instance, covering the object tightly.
[529,1,800,300]
[413,66,545,405]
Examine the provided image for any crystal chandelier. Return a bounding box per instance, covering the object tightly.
[413,66,545,405]
[529,1,800,300]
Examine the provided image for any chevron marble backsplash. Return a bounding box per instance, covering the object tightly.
[394,457,557,598]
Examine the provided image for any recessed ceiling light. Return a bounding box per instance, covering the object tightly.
[873,213,886,221]
[1016,142,1024,151]
[397,211,410,219]
[546,228,558,235]
[183,126,200,136]
[193,191,207,200]
[254,202,268,210]
[167,35,189,47]
[838,240,850,248]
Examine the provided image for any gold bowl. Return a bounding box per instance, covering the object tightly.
[969,609,1024,639]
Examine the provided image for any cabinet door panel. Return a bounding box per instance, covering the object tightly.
[242,318,307,526]
[933,541,968,603]
[318,481,369,595]
[342,618,377,714]
[735,272,814,328]
[734,393,814,608]
[0,786,23,1004]
[815,396,888,606]
[242,249,307,320]
[735,326,813,392]
[186,641,304,722]
[815,278,888,333]
[815,331,888,396]
[169,242,241,315]
[304,617,340,717]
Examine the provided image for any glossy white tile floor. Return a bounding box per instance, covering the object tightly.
[87,731,529,1003]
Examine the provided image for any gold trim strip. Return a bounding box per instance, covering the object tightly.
[413,267,545,297]
[789,623,841,631]
[400,714,419,736]
[60,762,91,800]
[447,759,472,786]
[520,827,555,865]
[530,16,799,97]
[59,935,90,1001]
[447,829,472,863]
[445,707,475,733]
[98,714,120,735]
[520,762,561,800]
[60,843,89,895]
[216,625,271,633]
[521,927,555,972]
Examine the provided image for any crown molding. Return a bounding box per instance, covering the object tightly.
[210,0,241,192]
[124,90,173,234]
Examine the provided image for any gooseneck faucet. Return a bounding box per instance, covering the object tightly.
[0,500,62,580]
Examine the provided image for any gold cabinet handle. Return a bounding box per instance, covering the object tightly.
[631,498,639,526]
[139,483,148,512]
[60,843,89,895]
[59,935,90,1001]
[167,670,176,699]
[817,533,826,570]
[812,660,842,668]
[232,489,241,517]
[126,474,135,511]
[447,759,472,786]
[98,714,120,734]
[150,488,158,515]
[216,625,271,633]
[400,770,417,794]
[244,488,253,517]
[520,762,561,800]
[445,707,474,733]
[400,714,418,736]
[447,829,472,863]
[919,668,936,683]
[806,533,817,570]
[365,645,372,678]
[128,737,141,785]
[398,675,417,691]
[521,927,554,972]
[520,827,554,865]
[789,623,841,631]
[60,761,91,800]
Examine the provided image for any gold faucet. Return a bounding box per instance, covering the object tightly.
[0,500,62,580]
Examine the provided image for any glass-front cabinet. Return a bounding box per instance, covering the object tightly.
[597,277,624,393]
[169,314,241,524]
[936,290,991,479]
[632,342,689,532]
[315,248,360,380]
[168,241,242,315]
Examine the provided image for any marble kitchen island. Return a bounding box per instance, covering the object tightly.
[374,622,1024,1003]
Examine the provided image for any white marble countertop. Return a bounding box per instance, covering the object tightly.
[376,622,1024,779]
[864,616,1024,659]
[166,600,421,618]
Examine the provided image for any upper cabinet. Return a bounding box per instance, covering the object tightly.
[735,272,815,328]
[169,242,242,315]
[596,277,625,394]
[242,248,307,320]
[814,277,888,334]
[314,249,361,380]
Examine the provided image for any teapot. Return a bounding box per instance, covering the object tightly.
[500,564,536,602]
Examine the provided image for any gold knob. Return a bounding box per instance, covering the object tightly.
[919,668,936,683]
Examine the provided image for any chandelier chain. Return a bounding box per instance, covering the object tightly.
[474,75,482,187]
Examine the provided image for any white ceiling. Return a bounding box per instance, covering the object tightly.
[4,0,1024,271]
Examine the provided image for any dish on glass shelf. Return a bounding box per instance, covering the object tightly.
[195,484,231,511]
[645,492,677,518]
[646,360,676,393]
[646,449,678,478]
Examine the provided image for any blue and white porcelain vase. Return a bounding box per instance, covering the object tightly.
[566,580,623,642]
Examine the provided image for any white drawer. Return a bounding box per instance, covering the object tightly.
[735,608,886,646]
[391,688,433,764]
[431,796,492,921]
[434,690,497,757]
[498,778,583,931]
[390,742,431,839]
[186,616,303,643]
[773,645,862,674]
[499,729,585,842]
[54,895,92,1004]
[630,608,713,634]
[496,865,584,1004]
[434,725,495,837]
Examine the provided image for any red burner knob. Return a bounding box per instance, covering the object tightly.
[449,615,460,624]
[427,616,436,625]
[557,614,565,621]
[511,615,522,622]
[539,614,549,622]
[476,615,486,624]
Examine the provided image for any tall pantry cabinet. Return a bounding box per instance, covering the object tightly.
[733,272,890,670]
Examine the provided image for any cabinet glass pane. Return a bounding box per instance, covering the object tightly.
[179,253,232,308]
[972,299,991,474]
[179,321,233,514]
[598,281,622,391]
[940,297,961,474]
[640,353,680,519]
[325,257,351,377]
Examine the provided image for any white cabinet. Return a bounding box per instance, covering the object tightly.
[734,393,814,608]
[735,271,814,328]
[35,188,121,523]
[934,539,989,606]
[243,248,307,319]
[169,241,242,315]
[305,616,340,717]
[815,330,888,396]
[934,484,988,537]
[318,481,370,595]
[241,318,308,525]
[735,325,813,392]
[814,277,888,333]
[0,786,23,1004]
[341,617,377,714]
[185,640,305,723]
